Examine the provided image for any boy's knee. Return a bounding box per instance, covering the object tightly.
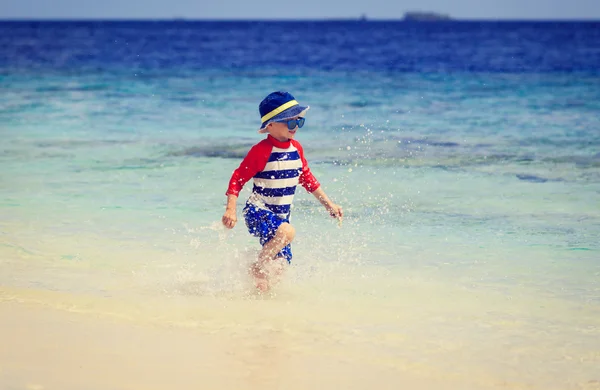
[278,223,295,242]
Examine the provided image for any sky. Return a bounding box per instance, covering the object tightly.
[1,0,599,20]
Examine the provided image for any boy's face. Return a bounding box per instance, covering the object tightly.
[267,117,300,142]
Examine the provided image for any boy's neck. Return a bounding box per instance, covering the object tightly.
[267,134,292,148]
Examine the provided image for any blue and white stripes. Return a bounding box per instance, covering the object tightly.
[248,146,303,219]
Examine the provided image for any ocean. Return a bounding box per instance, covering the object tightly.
[1,20,599,389]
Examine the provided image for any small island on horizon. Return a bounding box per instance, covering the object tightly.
[403,11,452,21]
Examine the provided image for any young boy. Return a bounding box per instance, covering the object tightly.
[221,91,343,292]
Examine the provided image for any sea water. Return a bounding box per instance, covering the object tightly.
[1,21,600,389]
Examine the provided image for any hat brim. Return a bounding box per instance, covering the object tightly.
[258,105,310,133]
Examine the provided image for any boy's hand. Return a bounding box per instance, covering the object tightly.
[222,208,237,229]
[328,204,343,221]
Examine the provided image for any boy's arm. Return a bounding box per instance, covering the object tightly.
[291,140,342,220]
[222,194,238,229]
[311,186,343,221]
[292,139,320,192]
[223,140,271,229]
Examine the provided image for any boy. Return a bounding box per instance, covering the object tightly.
[222,91,343,292]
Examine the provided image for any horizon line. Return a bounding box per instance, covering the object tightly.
[1,17,599,22]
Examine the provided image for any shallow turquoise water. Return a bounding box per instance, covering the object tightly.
[2,70,599,290]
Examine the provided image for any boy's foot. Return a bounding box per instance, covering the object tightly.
[250,261,270,292]
[255,278,270,292]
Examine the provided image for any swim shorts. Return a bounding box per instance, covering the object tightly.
[243,202,292,263]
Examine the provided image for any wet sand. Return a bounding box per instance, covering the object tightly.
[0,301,462,390]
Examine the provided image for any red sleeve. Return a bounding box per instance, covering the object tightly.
[292,140,320,193]
[225,140,272,197]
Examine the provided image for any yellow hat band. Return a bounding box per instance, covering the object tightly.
[261,100,299,123]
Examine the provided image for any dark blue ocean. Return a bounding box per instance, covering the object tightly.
[1,21,599,390]
[2,21,600,73]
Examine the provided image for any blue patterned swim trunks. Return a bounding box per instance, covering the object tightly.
[243,202,292,263]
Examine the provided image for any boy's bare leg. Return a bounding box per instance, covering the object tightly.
[252,223,295,292]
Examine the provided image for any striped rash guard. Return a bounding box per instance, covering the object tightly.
[226,135,320,219]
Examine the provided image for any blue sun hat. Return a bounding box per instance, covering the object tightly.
[258,91,310,133]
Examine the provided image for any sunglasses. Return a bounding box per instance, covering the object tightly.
[277,117,305,130]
